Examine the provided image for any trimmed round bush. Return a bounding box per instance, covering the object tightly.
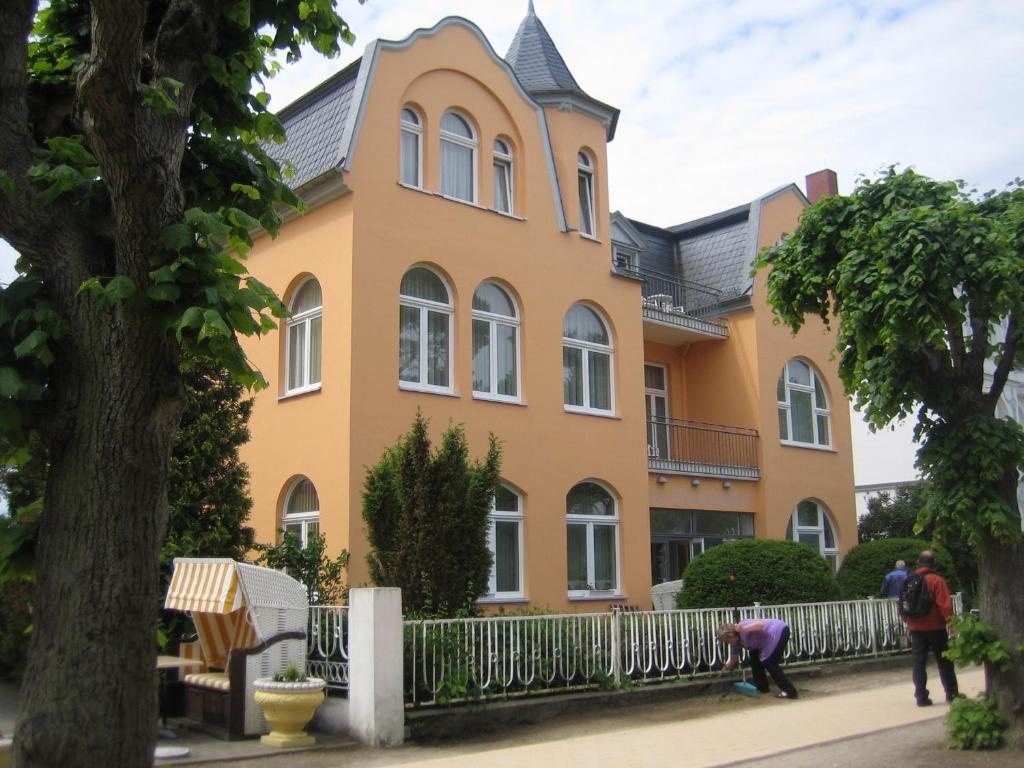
[677,539,841,608]
[836,538,959,599]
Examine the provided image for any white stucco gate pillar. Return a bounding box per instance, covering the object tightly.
[347,587,404,747]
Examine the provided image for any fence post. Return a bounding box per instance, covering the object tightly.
[868,597,878,657]
[348,588,404,747]
[610,608,622,688]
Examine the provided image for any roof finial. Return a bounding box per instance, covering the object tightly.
[528,0,536,16]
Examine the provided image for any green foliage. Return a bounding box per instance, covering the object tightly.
[677,539,841,608]
[0,578,33,681]
[859,485,931,542]
[836,538,959,599]
[756,168,1024,546]
[272,663,307,683]
[362,411,501,617]
[947,696,1007,750]
[254,530,348,606]
[945,615,1014,672]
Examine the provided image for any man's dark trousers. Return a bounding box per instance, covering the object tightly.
[910,629,958,703]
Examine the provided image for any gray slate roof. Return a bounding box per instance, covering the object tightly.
[628,204,753,298]
[504,4,585,97]
[265,60,361,189]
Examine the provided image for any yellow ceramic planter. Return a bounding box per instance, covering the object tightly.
[253,678,326,748]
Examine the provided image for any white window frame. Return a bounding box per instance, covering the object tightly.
[577,151,596,237]
[566,482,621,598]
[284,278,322,396]
[472,282,521,403]
[440,110,477,203]
[563,304,615,416]
[282,478,320,548]
[399,268,454,394]
[492,139,513,214]
[778,358,832,448]
[645,362,670,460]
[483,484,524,600]
[399,106,423,189]
[789,499,839,571]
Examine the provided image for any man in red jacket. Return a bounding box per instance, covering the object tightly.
[903,549,959,706]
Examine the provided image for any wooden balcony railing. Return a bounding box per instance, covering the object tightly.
[647,417,759,480]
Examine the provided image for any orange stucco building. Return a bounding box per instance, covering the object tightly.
[239,8,856,611]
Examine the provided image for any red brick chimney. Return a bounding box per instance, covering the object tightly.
[805,169,838,204]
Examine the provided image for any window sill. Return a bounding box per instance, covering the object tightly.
[477,596,529,605]
[568,594,626,602]
[398,182,525,220]
[779,440,836,453]
[579,233,602,244]
[399,382,459,398]
[473,394,527,407]
[277,384,322,401]
[564,406,620,420]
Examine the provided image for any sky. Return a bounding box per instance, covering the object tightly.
[1,0,1022,488]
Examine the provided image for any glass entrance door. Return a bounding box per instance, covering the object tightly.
[645,364,670,460]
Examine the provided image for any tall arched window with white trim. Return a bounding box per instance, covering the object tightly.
[472,282,520,401]
[577,151,596,236]
[285,278,322,394]
[283,477,320,548]
[440,111,476,202]
[400,106,422,187]
[777,358,831,447]
[563,303,614,414]
[486,483,524,599]
[493,139,513,214]
[399,267,452,392]
[787,499,839,570]
[566,481,619,596]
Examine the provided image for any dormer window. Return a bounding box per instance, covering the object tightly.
[493,139,513,214]
[400,107,422,188]
[577,151,596,237]
[440,111,477,202]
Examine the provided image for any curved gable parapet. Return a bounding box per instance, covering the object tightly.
[337,16,568,232]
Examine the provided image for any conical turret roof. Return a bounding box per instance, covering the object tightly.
[505,2,586,97]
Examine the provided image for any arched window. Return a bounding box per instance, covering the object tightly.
[577,151,596,236]
[472,282,520,401]
[399,267,452,391]
[566,481,619,596]
[563,303,613,414]
[777,358,831,447]
[283,477,320,548]
[787,499,839,570]
[486,483,524,599]
[493,139,513,214]
[440,111,476,202]
[285,278,322,394]
[400,106,422,188]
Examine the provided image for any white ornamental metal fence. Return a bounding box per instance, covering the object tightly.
[404,594,964,707]
[307,605,349,693]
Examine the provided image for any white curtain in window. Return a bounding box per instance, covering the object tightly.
[441,140,473,200]
[563,347,584,405]
[588,351,611,410]
[578,172,594,235]
[288,322,306,391]
[564,304,608,344]
[401,129,419,186]
[593,524,616,590]
[496,324,517,396]
[427,310,449,386]
[472,319,490,392]
[399,305,420,382]
[308,315,322,383]
[493,160,511,213]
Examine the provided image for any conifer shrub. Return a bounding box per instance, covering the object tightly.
[676,539,841,608]
[836,538,959,600]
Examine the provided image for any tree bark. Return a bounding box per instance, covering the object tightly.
[978,483,1024,750]
[14,281,183,766]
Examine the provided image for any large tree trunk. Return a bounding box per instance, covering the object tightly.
[14,292,183,767]
[978,490,1024,750]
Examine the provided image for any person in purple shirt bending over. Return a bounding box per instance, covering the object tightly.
[718,619,798,699]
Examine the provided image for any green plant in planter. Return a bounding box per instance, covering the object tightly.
[272,663,308,683]
[947,696,1007,750]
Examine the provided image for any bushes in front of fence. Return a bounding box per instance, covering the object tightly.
[836,538,960,600]
[677,539,840,608]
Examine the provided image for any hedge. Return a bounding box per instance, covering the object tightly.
[836,538,960,599]
[677,539,841,608]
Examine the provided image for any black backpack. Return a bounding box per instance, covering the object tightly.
[899,569,933,618]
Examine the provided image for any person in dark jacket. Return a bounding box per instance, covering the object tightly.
[880,560,908,598]
[902,550,959,706]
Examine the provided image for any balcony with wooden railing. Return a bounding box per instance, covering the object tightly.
[647,417,760,480]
